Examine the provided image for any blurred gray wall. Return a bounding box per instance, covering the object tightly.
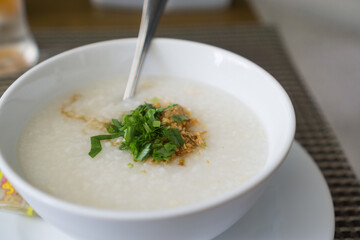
[250,0,360,177]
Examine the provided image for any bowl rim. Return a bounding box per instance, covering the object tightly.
[0,38,296,220]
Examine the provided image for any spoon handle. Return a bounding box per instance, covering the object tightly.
[123,0,168,100]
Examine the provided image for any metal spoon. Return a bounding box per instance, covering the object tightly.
[123,0,168,100]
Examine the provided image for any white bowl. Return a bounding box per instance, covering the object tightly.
[0,38,295,240]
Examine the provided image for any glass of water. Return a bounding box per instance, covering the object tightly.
[0,0,38,77]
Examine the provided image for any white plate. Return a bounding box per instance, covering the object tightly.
[0,141,334,240]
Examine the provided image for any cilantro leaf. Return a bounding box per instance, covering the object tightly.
[171,115,189,123]
[157,103,178,112]
[165,128,185,146]
[106,123,118,133]
[112,119,121,129]
[152,142,177,161]
[88,133,122,158]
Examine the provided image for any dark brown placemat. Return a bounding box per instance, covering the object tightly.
[0,25,357,239]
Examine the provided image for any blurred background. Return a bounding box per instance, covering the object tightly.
[24,0,255,28]
[3,0,360,178]
[251,0,360,178]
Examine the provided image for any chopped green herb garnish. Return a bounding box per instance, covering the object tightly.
[157,103,178,112]
[136,143,152,161]
[106,124,118,133]
[128,163,134,168]
[88,102,185,161]
[171,115,189,123]
[153,120,161,127]
[151,97,160,103]
[165,128,185,146]
[88,133,122,158]
[112,119,121,129]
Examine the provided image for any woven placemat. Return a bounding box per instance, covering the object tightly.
[0,25,358,239]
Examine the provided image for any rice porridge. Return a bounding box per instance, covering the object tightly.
[18,77,267,211]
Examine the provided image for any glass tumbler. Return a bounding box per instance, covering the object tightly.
[0,0,38,77]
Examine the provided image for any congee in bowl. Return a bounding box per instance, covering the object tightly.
[0,38,295,240]
[18,76,267,210]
